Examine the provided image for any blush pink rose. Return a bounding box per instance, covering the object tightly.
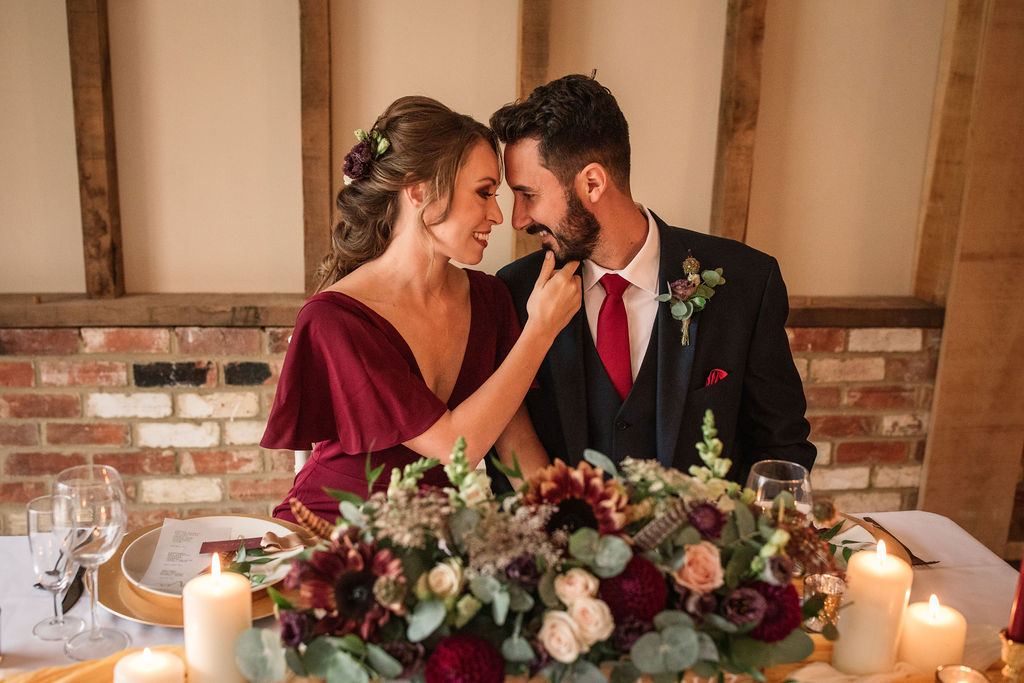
[554,568,599,606]
[568,597,614,646]
[539,610,585,663]
[671,541,724,594]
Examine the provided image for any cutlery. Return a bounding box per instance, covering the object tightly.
[863,516,939,566]
[61,566,86,613]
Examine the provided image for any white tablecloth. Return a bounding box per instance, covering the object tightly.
[0,510,1018,676]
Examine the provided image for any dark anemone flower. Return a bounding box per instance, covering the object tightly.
[719,586,767,627]
[504,554,541,589]
[278,609,312,648]
[760,554,794,586]
[609,613,655,651]
[748,581,802,643]
[343,140,373,180]
[380,641,427,679]
[670,586,718,623]
[687,501,726,540]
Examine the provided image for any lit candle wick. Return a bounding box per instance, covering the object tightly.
[211,553,221,585]
[876,539,887,566]
[142,646,153,665]
[929,594,940,620]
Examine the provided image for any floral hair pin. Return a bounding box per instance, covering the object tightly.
[656,251,725,345]
[343,128,390,181]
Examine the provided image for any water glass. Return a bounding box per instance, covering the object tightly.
[745,459,812,512]
[27,494,85,640]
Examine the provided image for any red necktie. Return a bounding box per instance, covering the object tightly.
[597,273,632,401]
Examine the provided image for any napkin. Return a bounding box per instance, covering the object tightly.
[788,661,928,683]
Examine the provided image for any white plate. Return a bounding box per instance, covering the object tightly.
[121,516,302,598]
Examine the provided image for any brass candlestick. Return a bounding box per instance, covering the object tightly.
[1002,629,1024,682]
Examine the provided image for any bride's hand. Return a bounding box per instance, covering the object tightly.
[525,251,581,342]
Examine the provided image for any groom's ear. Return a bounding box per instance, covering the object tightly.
[576,162,609,204]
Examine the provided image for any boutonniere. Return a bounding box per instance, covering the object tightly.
[656,252,725,345]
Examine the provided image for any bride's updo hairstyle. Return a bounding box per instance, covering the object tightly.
[316,96,499,291]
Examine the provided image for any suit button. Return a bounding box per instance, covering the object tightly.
[615,420,630,431]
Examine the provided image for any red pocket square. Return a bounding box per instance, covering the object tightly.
[705,369,728,386]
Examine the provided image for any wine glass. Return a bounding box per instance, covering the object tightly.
[26,494,85,640]
[745,459,812,513]
[54,465,131,660]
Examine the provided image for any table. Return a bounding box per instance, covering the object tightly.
[0,511,1018,678]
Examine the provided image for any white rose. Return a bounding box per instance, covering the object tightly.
[554,568,599,606]
[568,597,614,646]
[426,558,463,598]
[539,610,585,663]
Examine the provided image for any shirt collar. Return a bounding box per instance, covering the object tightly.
[582,205,661,295]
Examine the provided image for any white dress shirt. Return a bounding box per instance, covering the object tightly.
[582,206,661,381]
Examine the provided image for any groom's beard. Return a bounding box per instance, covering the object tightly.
[526,190,601,266]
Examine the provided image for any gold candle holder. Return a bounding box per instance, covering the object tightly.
[1002,629,1024,682]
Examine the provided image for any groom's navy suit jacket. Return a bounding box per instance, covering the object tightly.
[496,212,815,485]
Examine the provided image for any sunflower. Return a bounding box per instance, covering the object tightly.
[522,459,629,535]
[285,525,405,641]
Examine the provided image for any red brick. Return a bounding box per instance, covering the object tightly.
[40,360,127,386]
[919,386,934,409]
[0,329,79,355]
[807,415,876,438]
[835,441,909,463]
[5,452,88,476]
[176,328,261,355]
[885,356,937,382]
[267,328,293,354]
[804,386,840,410]
[128,509,181,530]
[227,477,293,502]
[924,328,942,353]
[82,328,170,353]
[185,504,265,517]
[94,450,176,475]
[0,362,34,386]
[0,393,80,418]
[0,423,38,446]
[182,450,263,474]
[0,481,47,503]
[844,386,917,410]
[46,422,128,446]
[787,328,846,353]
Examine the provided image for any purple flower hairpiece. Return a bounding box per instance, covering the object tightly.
[343,128,390,181]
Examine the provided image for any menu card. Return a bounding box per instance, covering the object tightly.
[140,518,232,594]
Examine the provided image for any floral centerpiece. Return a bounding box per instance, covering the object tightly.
[236,411,838,683]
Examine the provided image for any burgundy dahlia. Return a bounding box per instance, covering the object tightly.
[598,555,668,623]
[748,581,802,643]
[424,634,505,683]
[343,140,373,180]
[687,502,726,540]
[719,587,767,627]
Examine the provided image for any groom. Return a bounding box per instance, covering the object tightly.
[491,74,814,484]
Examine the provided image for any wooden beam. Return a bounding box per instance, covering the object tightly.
[299,0,332,296]
[919,0,1024,555]
[708,0,766,243]
[66,0,124,299]
[912,0,986,306]
[512,0,549,260]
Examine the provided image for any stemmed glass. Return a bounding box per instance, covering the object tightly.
[54,465,131,660]
[745,459,813,513]
[26,494,85,640]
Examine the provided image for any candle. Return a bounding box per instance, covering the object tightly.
[182,555,252,683]
[1009,549,1024,641]
[113,648,185,683]
[897,594,967,671]
[832,540,913,674]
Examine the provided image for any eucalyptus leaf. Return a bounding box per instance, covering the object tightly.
[470,575,501,603]
[407,599,446,642]
[234,628,286,683]
[696,632,720,662]
[366,643,404,679]
[508,582,535,612]
[325,652,370,683]
[567,659,607,683]
[660,624,699,670]
[501,635,536,662]
[284,648,306,677]
[492,586,511,625]
[339,501,363,524]
[691,660,719,680]
[724,544,758,587]
[733,502,756,538]
[730,636,772,671]
[609,662,643,683]
[583,449,618,477]
[593,535,631,577]
[337,634,367,655]
[539,569,560,607]
[702,270,722,286]
[651,673,679,683]
[630,631,667,673]
[674,525,702,547]
[652,610,694,630]
[656,293,673,302]
[703,612,739,634]
[671,300,694,320]
[768,628,815,664]
[569,528,600,564]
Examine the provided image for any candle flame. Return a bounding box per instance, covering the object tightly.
[143,647,153,663]
[877,539,887,564]
[211,553,221,578]
[929,594,940,619]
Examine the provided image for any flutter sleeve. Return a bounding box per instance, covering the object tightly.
[260,295,447,452]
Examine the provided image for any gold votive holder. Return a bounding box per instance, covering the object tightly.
[1002,629,1024,683]
[935,664,990,682]
[801,573,846,633]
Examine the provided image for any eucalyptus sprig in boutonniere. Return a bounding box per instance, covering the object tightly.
[656,251,725,345]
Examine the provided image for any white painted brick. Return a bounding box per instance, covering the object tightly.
[872,464,923,488]
[880,413,929,437]
[833,491,903,514]
[137,422,219,448]
[810,358,886,383]
[223,420,266,445]
[848,328,922,352]
[793,358,809,381]
[140,477,223,503]
[176,392,260,419]
[811,466,870,491]
[87,392,172,418]
[4,512,27,535]
[812,441,832,466]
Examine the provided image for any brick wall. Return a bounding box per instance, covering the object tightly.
[0,325,941,534]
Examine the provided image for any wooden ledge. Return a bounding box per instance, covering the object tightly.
[0,294,944,329]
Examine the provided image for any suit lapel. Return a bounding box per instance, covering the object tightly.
[549,308,589,463]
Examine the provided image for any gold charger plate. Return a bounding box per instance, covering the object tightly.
[98,513,303,628]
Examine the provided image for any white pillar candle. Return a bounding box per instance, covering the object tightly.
[832,540,914,675]
[113,647,185,683]
[182,555,252,683]
[897,595,967,671]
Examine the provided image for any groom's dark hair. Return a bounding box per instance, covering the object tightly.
[490,74,631,193]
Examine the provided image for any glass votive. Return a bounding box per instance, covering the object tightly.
[934,664,990,682]
[801,573,846,632]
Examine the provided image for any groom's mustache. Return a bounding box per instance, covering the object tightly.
[526,223,551,236]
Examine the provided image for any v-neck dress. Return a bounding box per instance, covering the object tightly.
[261,269,522,523]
